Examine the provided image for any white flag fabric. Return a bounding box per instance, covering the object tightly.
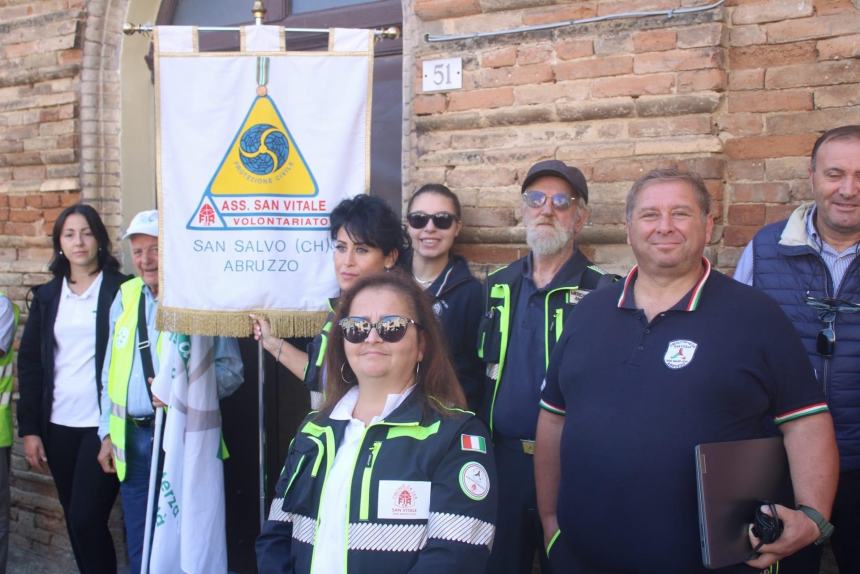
[150,334,227,574]
[153,25,374,337]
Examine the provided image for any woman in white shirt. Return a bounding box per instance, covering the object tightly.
[257,272,497,574]
[18,204,130,574]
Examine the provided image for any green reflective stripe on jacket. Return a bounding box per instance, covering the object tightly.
[487,283,511,433]
[107,278,163,481]
[0,293,19,447]
[545,286,576,368]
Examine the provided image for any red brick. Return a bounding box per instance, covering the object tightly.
[24,195,42,208]
[592,74,675,98]
[481,47,516,69]
[818,35,860,60]
[766,59,860,89]
[725,134,819,160]
[723,225,758,247]
[413,94,446,115]
[728,204,766,226]
[729,42,817,69]
[448,87,514,112]
[632,29,676,53]
[517,45,553,66]
[43,207,65,224]
[814,0,856,14]
[57,49,82,66]
[4,222,39,236]
[728,68,764,90]
[814,84,860,109]
[59,193,81,207]
[553,55,632,81]
[12,166,46,180]
[706,181,725,203]
[475,64,554,88]
[766,204,798,223]
[628,115,712,138]
[40,193,62,208]
[765,14,860,44]
[461,207,517,228]
[8,209,41,223]
[8,196,26,209]
[677,23,723,49]
[728,90,812,113]
[556,39,593,61]
[455,244,526,266]
[727,160,766,181]
[634,47,723,74]
[523,4,597,25]
[597,0,679,17]
[731,182,791,202]
[730,25,767,47]
[732,0,813,25]
[414,0,480,20]
[678,69,726,93]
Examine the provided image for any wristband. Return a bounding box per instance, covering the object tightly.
[796,505,834,546]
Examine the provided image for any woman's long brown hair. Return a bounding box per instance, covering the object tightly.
[320,270,467,417]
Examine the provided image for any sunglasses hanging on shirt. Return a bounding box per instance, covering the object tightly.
[803,294,860,357]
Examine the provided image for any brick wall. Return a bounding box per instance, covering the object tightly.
[408,0,860,275]
[0,0,127,569]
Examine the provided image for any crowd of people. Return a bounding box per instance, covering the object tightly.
[0,124,857,574]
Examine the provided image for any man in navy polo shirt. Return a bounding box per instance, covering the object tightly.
[479,160,615,574]
[535,169,839,573]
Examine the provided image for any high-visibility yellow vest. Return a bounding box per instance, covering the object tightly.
[107,278,162,481]
[0,292,18,448]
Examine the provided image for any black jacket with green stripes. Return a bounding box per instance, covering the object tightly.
[477,249,617,431]
[256,390,497,574]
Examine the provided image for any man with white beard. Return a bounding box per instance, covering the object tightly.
[478,160,616,574]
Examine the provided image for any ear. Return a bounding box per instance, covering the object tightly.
[625,221,632,246]
[384,249,398,270]
[453,219,463,238]
[705,214,715,244]
[573,206,589,235]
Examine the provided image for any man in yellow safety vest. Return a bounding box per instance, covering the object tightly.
[95,210,243,574]
[0,292,18,574]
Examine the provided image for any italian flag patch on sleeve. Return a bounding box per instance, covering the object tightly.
[460,434,487,454]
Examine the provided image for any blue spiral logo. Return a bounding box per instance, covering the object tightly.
[238,124,289,175]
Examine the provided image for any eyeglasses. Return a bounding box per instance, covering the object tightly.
[406,211,457,230]
[338,315,421,344]
[803,294,860,357]
[522,190,576,211]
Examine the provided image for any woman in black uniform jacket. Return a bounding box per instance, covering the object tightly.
[18,204,130,574]
[405,184,485,410]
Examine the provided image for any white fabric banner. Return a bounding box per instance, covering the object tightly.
[154,26,373,336]
[150,334,227,574]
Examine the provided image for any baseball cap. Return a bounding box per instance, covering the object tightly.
[123,209,159,239]
[521,160,589,204]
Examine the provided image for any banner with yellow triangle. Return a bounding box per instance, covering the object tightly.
[155,26,373,337]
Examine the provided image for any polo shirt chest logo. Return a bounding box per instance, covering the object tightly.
[664,340,698,369]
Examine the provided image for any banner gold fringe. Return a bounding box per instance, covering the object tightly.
[157,306,329,338]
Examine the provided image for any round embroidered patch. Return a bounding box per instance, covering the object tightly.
[459,461,490,501]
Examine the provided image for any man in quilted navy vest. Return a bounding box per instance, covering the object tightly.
[735,125,860,573]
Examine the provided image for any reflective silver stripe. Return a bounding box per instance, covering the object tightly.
[266,499,315,545]
[348,522,428,552]
[112,445,126,463]
[0,391,11,407]
[428,512,495,547]
[110,402,126,418]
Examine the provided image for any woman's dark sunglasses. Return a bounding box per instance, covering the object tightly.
[338,315,421,344]
[406,211,457,230]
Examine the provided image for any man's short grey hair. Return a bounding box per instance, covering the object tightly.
[625,169,711,221]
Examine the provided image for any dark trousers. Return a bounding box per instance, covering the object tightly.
[485,437,550,574]
[831,468,860,574]
[45,423,119,574]
[120,422,156,574]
